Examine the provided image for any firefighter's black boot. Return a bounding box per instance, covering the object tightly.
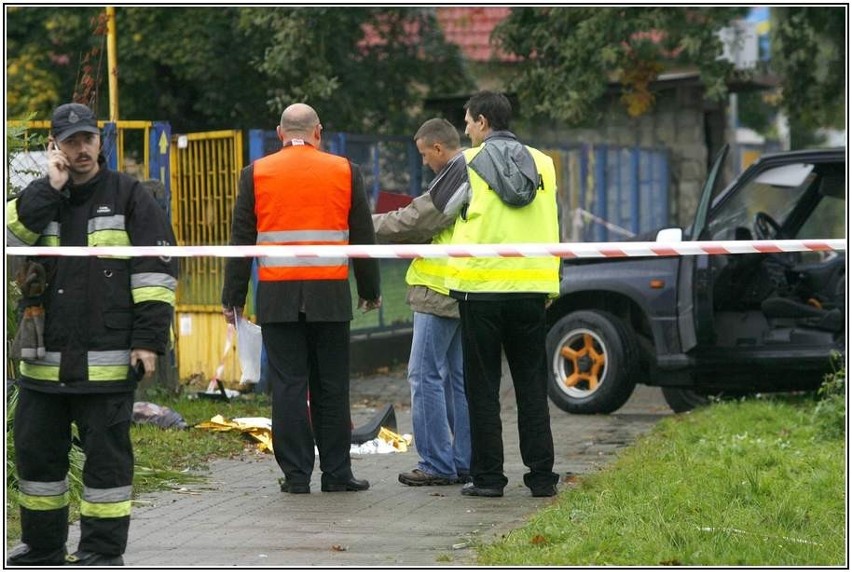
[6,543,67,566]
[65,550,124,566]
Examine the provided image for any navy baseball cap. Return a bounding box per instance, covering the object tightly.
[51,103,100,142]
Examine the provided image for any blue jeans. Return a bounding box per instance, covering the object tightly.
[408,311,470,479]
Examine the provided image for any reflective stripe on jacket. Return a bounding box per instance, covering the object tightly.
[404,224,459,318]
[405,224,455,296]
[446,146,560,295]
[7,160,178,393]
[254,145,352,281]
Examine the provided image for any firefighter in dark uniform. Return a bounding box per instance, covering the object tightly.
[6,103,178,566]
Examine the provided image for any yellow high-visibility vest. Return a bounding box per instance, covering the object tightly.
[404,224,455,295]
[446,145,560,295]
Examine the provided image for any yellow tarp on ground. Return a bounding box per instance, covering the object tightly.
[195,415,274,452]
[195,415,410,454]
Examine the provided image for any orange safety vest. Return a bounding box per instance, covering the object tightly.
[254,144,352,281]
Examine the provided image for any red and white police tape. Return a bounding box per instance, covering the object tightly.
[5,239,846,259]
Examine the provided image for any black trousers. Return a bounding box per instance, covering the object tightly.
[263,317,354,484]
[457,297,558,490]
[14,387,134,555]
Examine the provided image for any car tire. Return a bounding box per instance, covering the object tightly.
[660,387,710,413]
[546,310,638,414]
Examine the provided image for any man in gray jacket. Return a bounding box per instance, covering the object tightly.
[373,118,471,486]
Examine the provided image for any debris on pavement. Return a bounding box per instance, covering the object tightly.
[195,379,241,401]
[351,403,397,444]
[195,415,273,452]
[132,402,189,429]
[350,428,412,454]
[194,414,411,454]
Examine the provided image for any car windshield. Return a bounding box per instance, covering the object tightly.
[705,162,816,241]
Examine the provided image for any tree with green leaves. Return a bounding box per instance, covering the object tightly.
[6,7,97,118]
[113,7,272,131]
[493,6,844,143]
[770,7,846,147]
[239,7,473,134]
[6,7,473,134]
[492,7,747,126]
[6,7,272,131]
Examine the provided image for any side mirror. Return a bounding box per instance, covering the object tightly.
[655,228,683,243]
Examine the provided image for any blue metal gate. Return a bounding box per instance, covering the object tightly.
[543,144,670,243]
[248,129,422,206]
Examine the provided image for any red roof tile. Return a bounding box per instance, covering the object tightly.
[435,7,518,62]
[359,8,517,63]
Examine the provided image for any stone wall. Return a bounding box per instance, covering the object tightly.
[520,81,727,229]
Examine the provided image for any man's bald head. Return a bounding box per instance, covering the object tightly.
[279,103,321,135]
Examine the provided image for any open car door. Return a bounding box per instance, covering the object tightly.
[676,144,729,352]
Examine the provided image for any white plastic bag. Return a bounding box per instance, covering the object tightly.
[235,316,263,384]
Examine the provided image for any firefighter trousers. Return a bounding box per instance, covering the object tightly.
[13,387,135,556]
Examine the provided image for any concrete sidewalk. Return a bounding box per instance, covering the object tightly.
[67,366,671,567]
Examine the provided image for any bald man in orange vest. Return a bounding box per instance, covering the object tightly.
[222,103,381,494]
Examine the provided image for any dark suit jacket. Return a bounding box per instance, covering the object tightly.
[222,153,380,324]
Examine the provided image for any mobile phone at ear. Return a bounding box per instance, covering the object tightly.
[133,361,146,380]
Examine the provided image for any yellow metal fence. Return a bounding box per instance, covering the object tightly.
[169,130,245,381]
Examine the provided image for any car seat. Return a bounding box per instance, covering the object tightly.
[760,296,844,332]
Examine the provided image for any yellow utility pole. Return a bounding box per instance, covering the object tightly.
[106,6,119,122]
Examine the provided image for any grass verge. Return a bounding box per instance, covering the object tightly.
[131,393,273,491]
[474,394,846,566]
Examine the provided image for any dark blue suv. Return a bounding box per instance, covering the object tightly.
[545,146,846,413]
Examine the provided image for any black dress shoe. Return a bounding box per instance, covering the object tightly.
[279,478,310,494]
[321,477,370,492]
[6,544,66,566]
[530,484,558,497]
[65,550,124,566]
[461,482,503,497]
